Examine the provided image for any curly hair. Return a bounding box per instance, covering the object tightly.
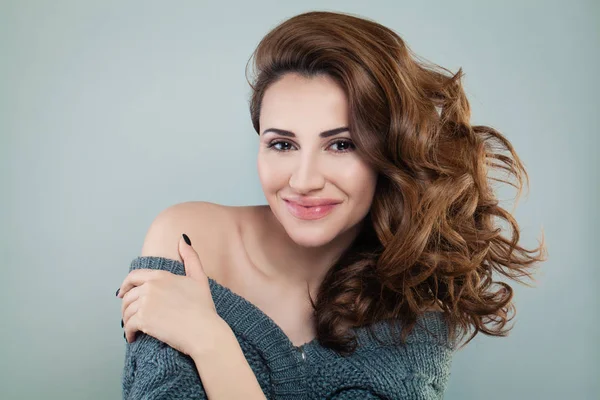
[245,10,548,356]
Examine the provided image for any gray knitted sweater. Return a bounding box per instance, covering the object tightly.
[121,256,455,399]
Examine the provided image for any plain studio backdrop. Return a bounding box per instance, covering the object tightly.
[1,1,598,399]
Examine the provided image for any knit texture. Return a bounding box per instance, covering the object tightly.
[121,256,456,399]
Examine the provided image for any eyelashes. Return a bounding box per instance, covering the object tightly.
[266,139,356,154]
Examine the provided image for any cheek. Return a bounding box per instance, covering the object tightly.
[257,156,287,191]
[340,162,377,197]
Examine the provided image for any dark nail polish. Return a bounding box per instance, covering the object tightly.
[121,319,124,328]
[116,288,120,297]
[183,233,192,246]
[124,332,127,341]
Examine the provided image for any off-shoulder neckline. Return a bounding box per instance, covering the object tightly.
[207,275,318,349]
[131,256,318,350]
[130,256,451,354]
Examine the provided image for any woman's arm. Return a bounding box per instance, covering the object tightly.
[122,333,206,399]
[122,318,267,400]
[191,318,267,400]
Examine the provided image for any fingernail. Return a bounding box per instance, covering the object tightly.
[124,332,127,342]
[116,288,120,297]
[182,233,192,246]
[121,319,124,328]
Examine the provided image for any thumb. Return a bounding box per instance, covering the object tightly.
[179,233,206,280]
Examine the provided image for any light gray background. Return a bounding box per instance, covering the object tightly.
[1,1,598,399]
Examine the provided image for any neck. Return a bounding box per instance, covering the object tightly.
[244,205,362,292]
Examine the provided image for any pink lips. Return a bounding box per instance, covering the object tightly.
[284,199,339,220]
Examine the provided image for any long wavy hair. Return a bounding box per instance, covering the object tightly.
[245,10,547,356]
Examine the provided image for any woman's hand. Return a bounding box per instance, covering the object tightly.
[117,234,224,359]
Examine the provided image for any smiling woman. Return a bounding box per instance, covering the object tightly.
[120,9,547,400]
[256,72,378,252]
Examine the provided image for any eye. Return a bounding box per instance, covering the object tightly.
[330,139,355,152]
[267,140,293,152]
[266,139,355,153]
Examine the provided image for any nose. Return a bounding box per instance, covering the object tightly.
[288,153,326,194]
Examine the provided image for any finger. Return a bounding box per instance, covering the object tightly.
[121,284,142,320]
[178,233,206,280]
[123,303,141,343]
[117,269,165,298]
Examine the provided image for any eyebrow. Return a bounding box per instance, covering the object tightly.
[261,127,350,138]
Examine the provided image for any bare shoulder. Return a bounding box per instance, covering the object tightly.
[139,201,238,267]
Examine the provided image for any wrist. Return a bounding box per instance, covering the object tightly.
[189,317,266,399]
[190,316,234,361]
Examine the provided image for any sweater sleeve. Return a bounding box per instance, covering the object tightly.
[122,331,207,399]
[120,256,208,399]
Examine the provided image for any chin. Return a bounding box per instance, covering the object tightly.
[287,231,335,248]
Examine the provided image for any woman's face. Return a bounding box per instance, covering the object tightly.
[257,72,378,248]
